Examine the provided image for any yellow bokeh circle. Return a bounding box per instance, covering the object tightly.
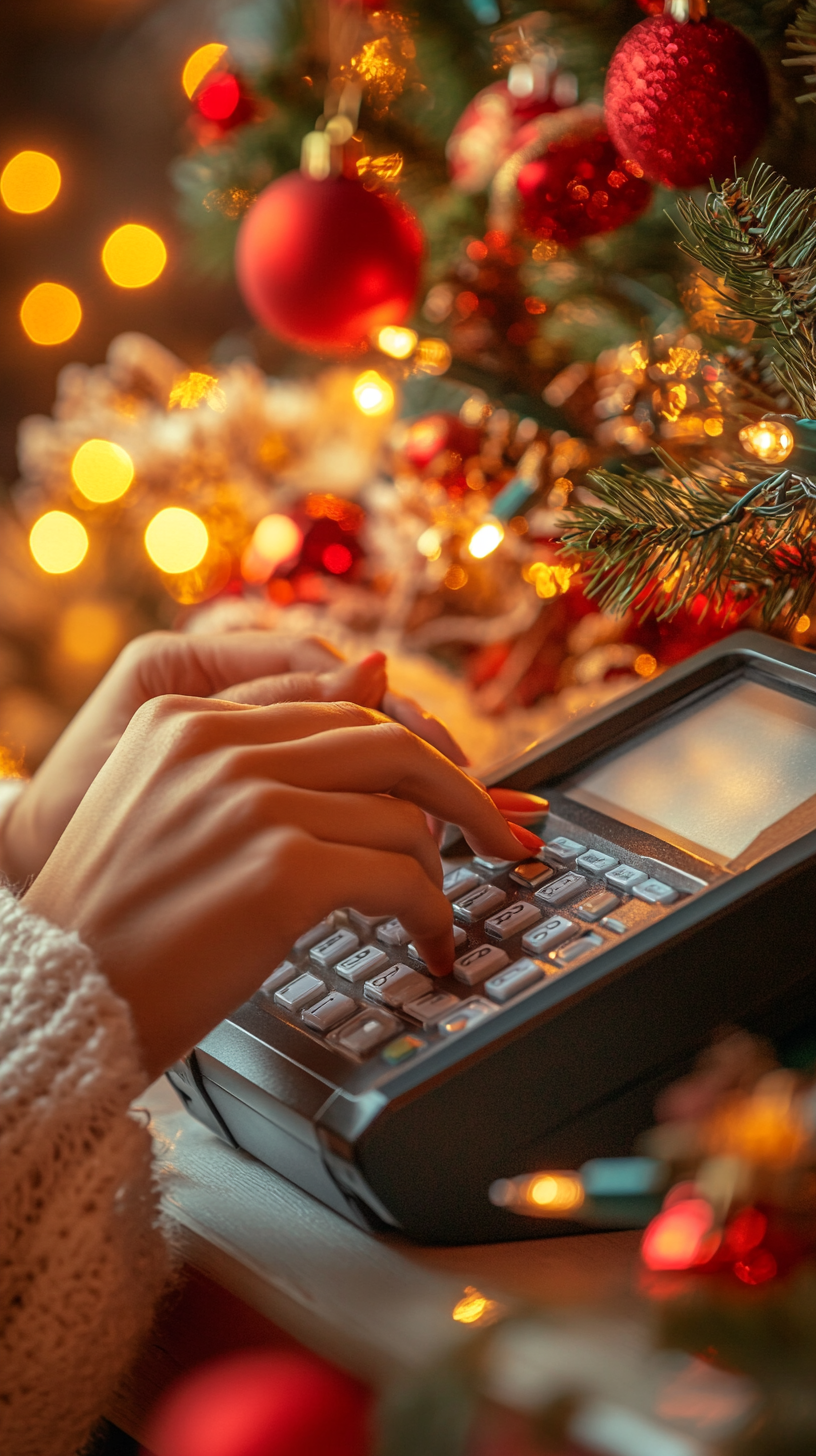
[30,512,89,574]
[145,508,209,574]
[71,439,134,503]
[20,282,82,345]
[182,43,227,99]
[102,224,167,289]
[1,151,61,213]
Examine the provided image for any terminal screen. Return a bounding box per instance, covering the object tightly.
[567,678,816,864]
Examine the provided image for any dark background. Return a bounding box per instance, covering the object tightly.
[0,0,248,487]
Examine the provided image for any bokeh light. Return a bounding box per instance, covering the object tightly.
[468,521,504,558]
[198,73,240,120]
[641,1198,718,1271]
[322,542,353,574]
[1,150,61,213]
[102,224,167,289]
[352,370,395,416]
[20,282,81,345]
[145,508,209,574]
[182,43,228,99]
[527,1173,585,1213]
[738,419,794,465]
[451,1287,499,1325]
[377,325,417,359]
[71,439,134,503]
[30,511,89,574]
[413,338,452,375]
[241,514,303,582]
[58,601,124,666]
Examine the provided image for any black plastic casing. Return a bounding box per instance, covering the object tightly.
[167,633,816,1244]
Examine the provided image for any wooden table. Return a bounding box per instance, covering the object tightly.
[109,1078,641,1444]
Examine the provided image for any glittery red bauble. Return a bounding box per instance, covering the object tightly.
[447,79,566,194]
[516,127,652,246]
[604,15,770,190]
[236,172,423,351]
[143,1351,372,1456]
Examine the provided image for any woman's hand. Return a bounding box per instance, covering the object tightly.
[0,630,471,883]
[23,698,529,1082]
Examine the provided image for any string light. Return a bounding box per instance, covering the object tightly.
[71,439,134,503]
[524,560,577,598]
[413,338,452,375]
[20,282,81,345]
[377,325,417,359]
[145,508,208,574]
[182,43,228,99]
[451,1287,499,1325]
[352,370,394,416]
[30,511,89,574]
[102,225,167,289]
[468,521,504,558]
[738,419,795,466]
[1,150,61,213]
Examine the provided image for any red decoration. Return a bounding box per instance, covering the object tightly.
[604,13,770,190]
[143,1350,372,1456]
[636,0,665,11]
[236,172,422,351]
[447,80,565,194]
[194,71,258,134]
[402,412,482,469]
[516,127,652,247]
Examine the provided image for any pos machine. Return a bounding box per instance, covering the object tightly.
[168,632,816,1243]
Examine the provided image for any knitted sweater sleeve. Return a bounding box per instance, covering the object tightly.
[0,883,172,1456]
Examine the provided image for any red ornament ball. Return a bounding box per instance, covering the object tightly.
[143,1350,372,1456]
[604,14,770,190]
[236,172,423,351]
[516,127,652,246]
[447,78,570,195]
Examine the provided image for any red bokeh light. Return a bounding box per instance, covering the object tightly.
[721,1207,767,1261]
[734,1248,777,1286]
[322,542,353,574]
[198,73,241,121]
[641,1198,718,1271]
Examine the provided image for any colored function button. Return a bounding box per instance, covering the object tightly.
[365,964,432,1007]
[442,866,481,900]
[377,918,411,946]
[550,932,604,968]
[261,960,298,994]
[274,973,326,1012]
[302,991,356,1031]
[633,878,679,905]
[382,1034,425,1065]
[454,943,510,985]
[485,957,545,1003]
[522,915,577,955]
[438,997,495,1036]
[604,864,648,891]
[336,944,389,982]
[510,861,553,890]
[293,918,335,955]
[575,890,620,923]
[408,925,466,963]
[334,1009,402,1056]
[543,836,586,864]
[403,991,460,1025]
[484,900,541,941]
[535,872,587,908]
[310,928,359,969]
[453,883,507,923]
[575,849,618,876]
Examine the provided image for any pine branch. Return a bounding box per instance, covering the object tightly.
[785,0,816,103]
[676,164,816,415]
[561,457,816,627]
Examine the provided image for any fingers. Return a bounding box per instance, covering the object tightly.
[121,630,350,704]
[382,689,470,766]
[220,654,387,710]
[487,787,550,825]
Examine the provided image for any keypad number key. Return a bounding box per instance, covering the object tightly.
[274,973,326,1012]
[453,943,510,986]
[377,918,411,946]
[453,883,507,924]
[535,872,587,908]
[302,991,356,1032]
[522,915,577,955]
[542,836,586,865]
[484,900,541,941]
[633,878,679,905]
[336,944,389,983]
[365,964,432,1007]
[575,849,618,876]
[310,928,359,970]
[442,866,481,901]
[403,991,460,1026]
[605,864,648,892]
[575,890,620,923]
[485,957,545,1004]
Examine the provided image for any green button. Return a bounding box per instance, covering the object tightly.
[382,1035,424,1064]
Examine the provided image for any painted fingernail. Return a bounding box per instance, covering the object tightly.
[359,651,387,670]
[507,821,545,852]
[490,788,549,811]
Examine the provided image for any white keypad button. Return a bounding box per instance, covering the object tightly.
[633,878,679,905]
[442,866,481,900]
[365,964,432,1007]
[302,991,356,1031]
[543,836,586,865]
[438,998,495,1036]
[484,900,541,940]
[261,961,298,995]
[575,890,620,923]
[453,883,507,923]
[473,854,517,872]
[336,944,390,982]
[310,928,359,969]
[293,918,335,955]
[274,973,326,1012]
[522,915,577,955]
[550,931,604,968]
[535,872,587,908]
[403,991,460,1025]
[576,849,618,876]
[377,918,411,946]
[485,957,545,1003]
[454,943,509,985]
[333,1009,402,1056]
[408,925,466,962]
[605,864,648,892]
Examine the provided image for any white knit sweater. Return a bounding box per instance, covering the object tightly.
[0,798,172,1454]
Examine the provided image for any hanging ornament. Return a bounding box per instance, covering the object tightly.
[516,125,652,247]
[604,0,770,190]
[447,67,578,195]
[236,170,422,351]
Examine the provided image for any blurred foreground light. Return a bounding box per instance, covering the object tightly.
[1,150,61,213]
[72,439,134,503]
[796,614,811,634]
[20,282,81,345]
[489,1171,584,1215]
[102,224,167,289]
[417,527,442,559]
[468,521,504,559]
[145,508,208,574]
[58,601,123,665]
[353,370,394,416]
[641,1197,718,1271]
[182,43,228,98]
[452,1286,499,1326]
[738,419,794,466]
[634,653,657,678]
[377,325,417,359]
[322,542,353,574]
[168,371,225,411]
[242,513,303,582]
[413,338,452,375]
[30,511,88,574]
[198,73,240,121]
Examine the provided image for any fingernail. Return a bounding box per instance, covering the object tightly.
[507,821,544,852]
[490,789,549,811]
[420,927,455,978]
[359,651,387,670]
